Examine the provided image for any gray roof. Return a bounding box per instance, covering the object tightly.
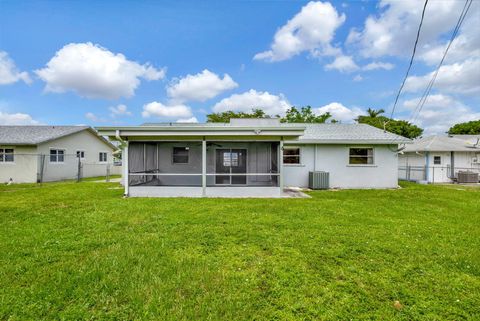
[286,123,410,144]
[404,135,480,152]
[139,122,410,144]
[0,125,91,145]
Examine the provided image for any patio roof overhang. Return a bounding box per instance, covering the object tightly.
[96,125,306,141]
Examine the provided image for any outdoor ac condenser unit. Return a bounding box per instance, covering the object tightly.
[457,171,479,183]
[309,171,329,189]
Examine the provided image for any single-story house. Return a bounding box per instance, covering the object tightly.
[0,126,119,183]
[398,135,480,183]
[97,118,410,197]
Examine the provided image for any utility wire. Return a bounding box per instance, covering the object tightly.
[388,0,429,120]
[410,0,473,125]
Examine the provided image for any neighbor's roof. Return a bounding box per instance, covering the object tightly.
[404,135,480,152]
[0,125,115,149]
[284,123,411,144]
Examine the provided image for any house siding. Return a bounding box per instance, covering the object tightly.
[0,145,38,183]
[283,144,399,189]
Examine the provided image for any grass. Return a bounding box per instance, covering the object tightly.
[0,181,479,320]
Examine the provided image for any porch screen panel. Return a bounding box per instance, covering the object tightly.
[129,143,145,186]
[145,143,158,184]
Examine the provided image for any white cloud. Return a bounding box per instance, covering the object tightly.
[35,42,166,99]
[213,89,291,115]
[254,1,345,62]
[353,74,363,82]
[362,61,394,71]
[167,69,238,102]
[0,111,39,125]
[176,117,199,123]
[85,112,106,122]
[142,101,192,118]
[0,51,31,85]
[402,94,480,134]
[404,58,480,95]
[109,104,132,117]
[347,0,468,58]
[315,102,363,122]
[325,55,359,73]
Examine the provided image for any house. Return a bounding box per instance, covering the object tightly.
[398,135,480,183]
[96,119,410,197]
[0,126,119,183]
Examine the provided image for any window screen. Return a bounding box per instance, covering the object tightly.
[99,152,107,162]
[50,149,65,162]
[283,147,300,164]
[349,148,374,165]
[0,148,14,162]
[433,156,441,165]
[173,147,189,164]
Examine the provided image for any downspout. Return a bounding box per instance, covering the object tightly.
[425,152,430,182]
[450,151,455,180]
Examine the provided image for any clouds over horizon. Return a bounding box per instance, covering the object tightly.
[35,42,165,99]
[213,89,291,116]
[0,111,40,125]
[0,51,31,85]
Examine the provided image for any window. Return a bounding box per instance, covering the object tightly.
[50,149,65,163]
[433,156,441,165]
[349,148,374,165]
[283,147,300,164]
[0,148,14,163]
[99,152,107,163]
[76,150,85,159]
[173,147,189,164]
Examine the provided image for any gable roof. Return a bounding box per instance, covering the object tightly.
[0,126,116,149]
[404,135,480,152]
[284,123,410,144]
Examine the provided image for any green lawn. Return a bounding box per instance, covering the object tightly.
[1,181,479,320]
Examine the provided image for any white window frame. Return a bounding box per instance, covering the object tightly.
[172,146,189,164]
[0,147,15,164]
[348,147,375,166]
[76,150,85,159]
[283,146,301,165]
[49,148,65,164]
[433,155,441,165]
[98,151,108,163]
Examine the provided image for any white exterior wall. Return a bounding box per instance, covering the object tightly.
[283,144,399,189]
[0,145,38,183]
[36,130,117,182]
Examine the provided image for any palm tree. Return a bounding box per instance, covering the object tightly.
[366,108,385,118]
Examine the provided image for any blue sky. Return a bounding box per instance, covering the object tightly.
[0,0,479,133]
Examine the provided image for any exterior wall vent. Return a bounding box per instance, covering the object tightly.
[309,171,329,189]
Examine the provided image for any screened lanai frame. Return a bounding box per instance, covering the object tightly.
[126,140,281,188]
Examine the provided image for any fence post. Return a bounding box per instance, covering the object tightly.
[106,164,110,182]
[77,155,81,182]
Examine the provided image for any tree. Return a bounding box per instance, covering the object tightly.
[357,115,423,139]
[448,120,480,135]
[366,108,385,118]
[206,109,270,122]
[281,106,334,123]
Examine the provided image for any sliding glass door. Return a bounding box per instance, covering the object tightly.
[215,149,247,185]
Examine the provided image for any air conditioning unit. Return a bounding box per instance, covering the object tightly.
[457,171,479,183]
[309,171,329,189]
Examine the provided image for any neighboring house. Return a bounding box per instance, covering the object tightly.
[97,118,410,197]
[0,126,119,183]
[398,135,480,183]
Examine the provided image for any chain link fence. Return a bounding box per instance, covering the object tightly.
[399,165,480,183]
[1,153,121,184]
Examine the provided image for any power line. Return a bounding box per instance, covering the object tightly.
[388,0,429,120]
[410,0,473,125]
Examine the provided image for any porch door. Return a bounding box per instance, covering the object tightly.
[215,149,247,185]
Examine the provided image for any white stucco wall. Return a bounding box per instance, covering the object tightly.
[283,144,399,189]
[0,145,38,183]
[36,130,116,182]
